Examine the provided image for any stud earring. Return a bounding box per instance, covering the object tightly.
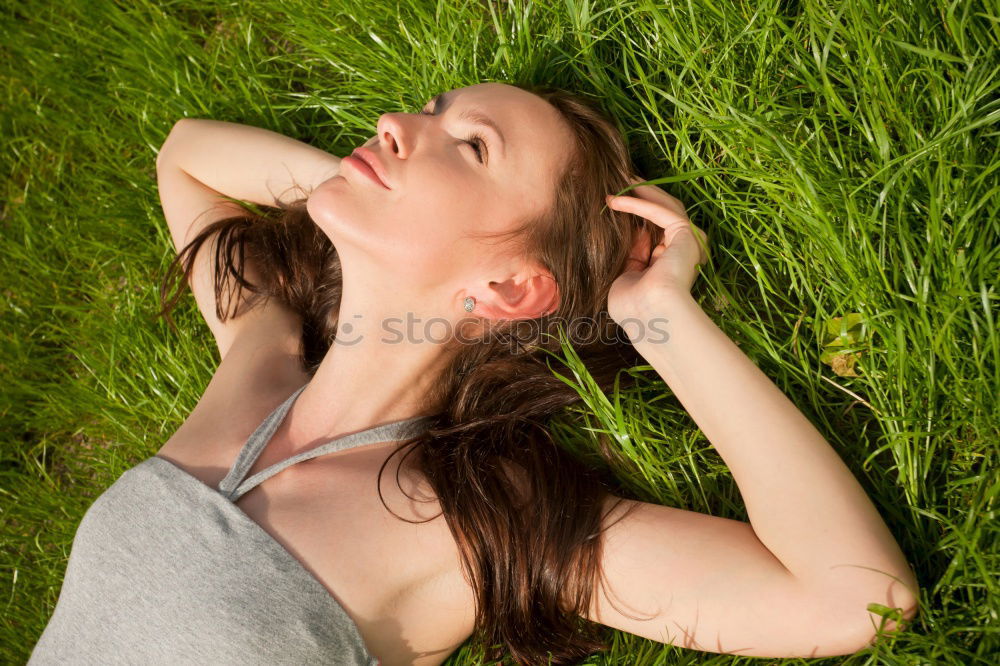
[463,296,476,312]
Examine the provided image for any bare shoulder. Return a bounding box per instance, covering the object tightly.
[165,321,312,454]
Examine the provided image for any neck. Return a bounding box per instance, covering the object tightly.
[286,281,455,445]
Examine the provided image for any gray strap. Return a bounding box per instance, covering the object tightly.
[218,383,432,502]
[218,383,309,500]
[227,416,431,502]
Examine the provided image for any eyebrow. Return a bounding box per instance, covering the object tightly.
[429,91,507,160]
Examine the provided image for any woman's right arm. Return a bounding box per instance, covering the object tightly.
[155,119,342,362]
[155,118,342,209]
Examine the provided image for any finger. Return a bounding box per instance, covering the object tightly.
[667,226,708,266]
[690,224,709,264]
[622,184,685,213]
[607,194,688,229]
[647,228,699,278]
[620,177,688,216]
[649,224,709,266]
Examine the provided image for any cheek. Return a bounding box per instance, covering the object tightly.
[393,218,462,272]
[392,214,485,286]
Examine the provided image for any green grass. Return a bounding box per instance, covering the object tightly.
[2,0,997,663]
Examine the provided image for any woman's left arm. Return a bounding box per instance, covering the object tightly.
[629,288,919,612]
[607,180,918,611]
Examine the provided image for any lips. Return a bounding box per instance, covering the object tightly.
[349,147,390,189]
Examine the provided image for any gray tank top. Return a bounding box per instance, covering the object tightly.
[28,382,433,665]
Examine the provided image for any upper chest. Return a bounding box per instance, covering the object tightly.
[155,402,476,665]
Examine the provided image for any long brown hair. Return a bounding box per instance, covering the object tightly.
[158,83,663,665]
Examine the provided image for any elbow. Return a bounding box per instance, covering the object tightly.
[155,146,170,172]
[843,584,921,654]
[156,118,196,171]
[869,586,920,641]
[804,573,919,657]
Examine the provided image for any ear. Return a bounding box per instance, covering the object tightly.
[472,266,560,320]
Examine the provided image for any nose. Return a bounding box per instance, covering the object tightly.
[374,113,409,158]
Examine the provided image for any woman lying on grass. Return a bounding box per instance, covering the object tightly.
[31,81,919,665]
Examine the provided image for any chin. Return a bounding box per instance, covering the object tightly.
[306,187,378,253]
[305,184,344,234]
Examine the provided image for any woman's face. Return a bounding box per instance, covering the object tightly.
[307,82,573,300]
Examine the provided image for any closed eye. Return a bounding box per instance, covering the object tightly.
[419,107,487,164]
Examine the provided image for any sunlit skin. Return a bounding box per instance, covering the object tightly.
[291,82,576,445]
[148,79,919,657]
